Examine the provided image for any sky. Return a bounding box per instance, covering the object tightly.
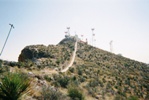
[0,0,149,63]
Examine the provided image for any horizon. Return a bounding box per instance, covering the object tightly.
[0,0,149,63]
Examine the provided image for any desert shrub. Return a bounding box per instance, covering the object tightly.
[115,85,118,89]
[41,86,66,100]
[69,67,74,73]
[78,68,83,75]
[79,76,85,82]
[44,75,52,82]
[127,96,139,100]
[56,59,61,65]
[0,65,9,73]
[88,80,99,87]
[145,93,149,100]
[88,88,96,97]
[68,84,84,100]
[106,83,112,90]
[0,72,31,100]
[8,61,18,67]
[57,76,70,88]
[114,94,125,100]
[0,60,2,68]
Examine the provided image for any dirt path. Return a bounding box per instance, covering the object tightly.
[61,41,77,72]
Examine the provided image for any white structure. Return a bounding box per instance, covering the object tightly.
[110,40,113,53]
[91,28,95,46]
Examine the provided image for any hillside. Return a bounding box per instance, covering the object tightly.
[0,37,148,100]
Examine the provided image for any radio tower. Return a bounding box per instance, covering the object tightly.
[67,27,70,36]
[94,39,96,47]
[91,28,95,46]
[81,34,84,41]
[65,31,67,35]
[110,40,113,53]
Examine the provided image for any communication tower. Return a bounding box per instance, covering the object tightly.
[67,27,70,36]
[110,40,113,53]
[91,28,95,46]
[81,34,84,41]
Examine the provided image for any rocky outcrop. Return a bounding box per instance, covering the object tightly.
[18,45,51,62]
[18,37,77,63]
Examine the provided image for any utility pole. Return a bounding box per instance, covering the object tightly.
[0,24,14,56]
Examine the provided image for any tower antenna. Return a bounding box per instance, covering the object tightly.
[110,40,113,53]
[94,39,96,47]
[0,24,14,56]
[81,34,84,41]
[65,31,68,35]
[67,27,70,36]
[91,28,95,46]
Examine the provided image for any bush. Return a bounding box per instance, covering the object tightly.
[0,60,2,68]
[56,59,61,65]
[0,72,31,100]
[41,86,66,100]
[68,84,84,100]
[127,96,139,100]
[69,67,74,73]
[78,69,83,75]
[114,95,125,100]
[88,80,99,87]
[44,75,52,82]
[8,61,18,67]
[57,76,70,88]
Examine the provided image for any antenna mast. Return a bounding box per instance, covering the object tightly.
[81,34,84,41]
[94,39,96,47]
[0,24,14,56]
[91,28,95,46]
[110,40,113,53]
[67,27,70,36]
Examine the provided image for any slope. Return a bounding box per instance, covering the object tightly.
[0,37,148,100]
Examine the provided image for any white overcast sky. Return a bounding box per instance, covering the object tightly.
[0,0,149,63]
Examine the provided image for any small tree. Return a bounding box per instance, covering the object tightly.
[0,72,31,100]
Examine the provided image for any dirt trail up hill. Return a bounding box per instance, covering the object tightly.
[61,41,77,72]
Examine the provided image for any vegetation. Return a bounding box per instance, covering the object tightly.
[68,84,84,100]
[0,37,148,100]
[127,96,139,100]
[0,72,31,100]
[57,76,70,88]
[41,86,66,100]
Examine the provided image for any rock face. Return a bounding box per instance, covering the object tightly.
[18,37,77,63]
[18,37,76,70]
[18,45,51,62]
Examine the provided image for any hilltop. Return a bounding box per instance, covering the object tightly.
[0,36,148,100]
